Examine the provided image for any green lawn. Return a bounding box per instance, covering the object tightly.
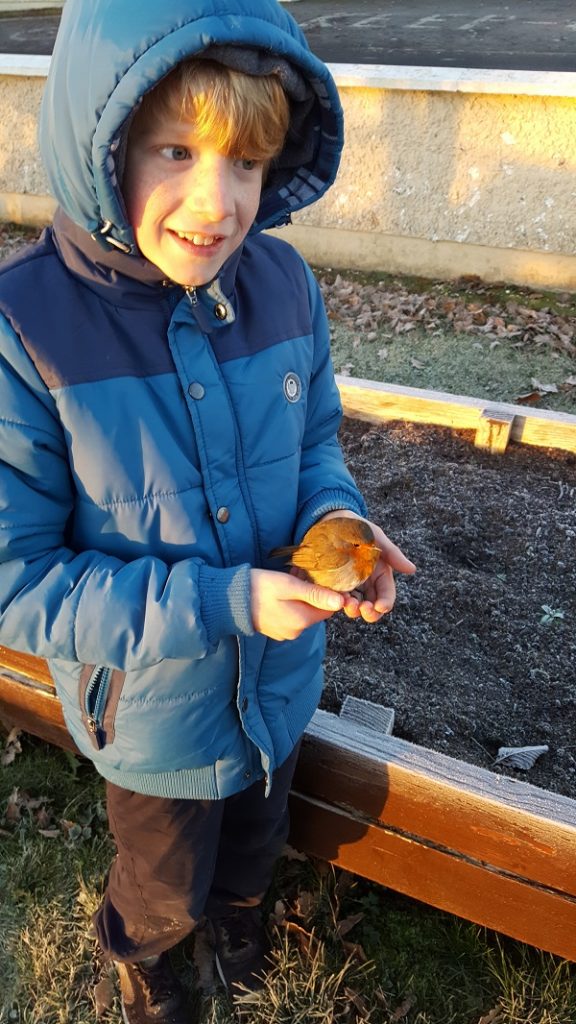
[1,736,575,1024]
[318,270,576,415]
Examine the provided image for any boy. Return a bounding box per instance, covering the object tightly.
[0,1,414,1021]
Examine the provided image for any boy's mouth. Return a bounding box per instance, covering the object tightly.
[169,229,224,248]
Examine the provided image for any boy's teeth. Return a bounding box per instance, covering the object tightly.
[176,231,215,246]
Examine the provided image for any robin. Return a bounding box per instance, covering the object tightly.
[269,516,382,592]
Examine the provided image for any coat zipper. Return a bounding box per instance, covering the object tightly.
[84,665,112,749]
[185,286,198,306]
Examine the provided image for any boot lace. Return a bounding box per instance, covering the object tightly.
[133,958,178,1009]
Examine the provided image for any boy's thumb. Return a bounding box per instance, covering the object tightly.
[301,583,344,612]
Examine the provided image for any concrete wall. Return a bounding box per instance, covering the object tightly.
[0,56,575,290]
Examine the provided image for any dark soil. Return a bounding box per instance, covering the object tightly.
[323,417,576,799]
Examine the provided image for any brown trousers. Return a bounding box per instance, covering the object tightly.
[93,744,300,962]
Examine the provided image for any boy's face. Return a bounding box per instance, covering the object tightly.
[123,115,264,286]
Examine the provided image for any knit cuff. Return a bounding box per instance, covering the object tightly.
[295,488,368,543]
[198,563,254,646]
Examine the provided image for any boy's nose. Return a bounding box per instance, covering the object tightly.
[185,155,234,222]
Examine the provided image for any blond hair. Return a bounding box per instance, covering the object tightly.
[133,59,290,163]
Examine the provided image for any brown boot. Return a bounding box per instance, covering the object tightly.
[114,953,191,1024]
[211,907,271,995]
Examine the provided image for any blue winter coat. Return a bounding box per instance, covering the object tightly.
[0,0,366,798]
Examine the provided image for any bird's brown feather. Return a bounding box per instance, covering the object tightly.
[269,517,380,591]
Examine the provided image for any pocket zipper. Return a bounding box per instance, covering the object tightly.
[84,665,112,749]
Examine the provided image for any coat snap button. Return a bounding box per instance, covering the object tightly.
[216,506,230,523]
[214,302,228,320]
[188,382,205,400]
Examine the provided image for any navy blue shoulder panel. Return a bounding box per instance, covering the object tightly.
[211,235,312,365]
[0,233,173,389]
[0,233,312,388]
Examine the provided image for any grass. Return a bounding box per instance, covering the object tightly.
[317,269,576,415]
[329,322,576,415]
[1,735,575,1024]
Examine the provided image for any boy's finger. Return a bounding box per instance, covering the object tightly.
[299,583,344,612]
[380,541,416,575]
[341,593,361,618]
[374,532,416,575]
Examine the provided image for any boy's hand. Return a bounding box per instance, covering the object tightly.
[250,569,345,641]
[317,510,416,623]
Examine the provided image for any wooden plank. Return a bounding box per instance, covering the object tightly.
[336,377,576,453]
[288,793,576,962]
[474,408,515,452]
[0,669,77,753]
[0,644,53,686]
[297,711,576,898]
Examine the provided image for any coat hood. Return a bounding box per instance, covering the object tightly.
[39,0,343,255]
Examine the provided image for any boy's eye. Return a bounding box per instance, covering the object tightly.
[160,145,190,161]
[235,157,259,171]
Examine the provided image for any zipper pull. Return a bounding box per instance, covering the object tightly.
[86,716,104,750]
[186,286,198,306]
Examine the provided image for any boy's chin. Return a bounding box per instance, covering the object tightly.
[156,268,216,289]
[159,261,223,289]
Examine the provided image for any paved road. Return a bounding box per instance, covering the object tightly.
[0,0,575,70]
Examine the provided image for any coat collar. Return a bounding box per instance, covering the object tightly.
[51,208,239,326]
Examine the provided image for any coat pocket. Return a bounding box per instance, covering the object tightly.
[78,664,125,750]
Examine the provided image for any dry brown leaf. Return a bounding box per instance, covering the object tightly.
[534,333,553,345]
[478,1007,504,1024]
[294,890,316,922]
[531,378,558,394]
[334,870,354,899]
[283,919,318,956]
[269,899,287,926]
[38,828,61,839]
[344,986,371,1015]
[35,806,54,829]
[336,912,364,937]
[1,727,22,767]
[515,391,542,405]
[93,976,116,1017]
[372,985,390,1008]
[341,939,368,963]
[319,273,575,358]
[281,843,307,862]
[2,787,48,821]
[390,994,416,1021]
[25,796,47,811]
[5,787,21,822]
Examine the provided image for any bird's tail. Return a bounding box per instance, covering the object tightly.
[268,544,297,560]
